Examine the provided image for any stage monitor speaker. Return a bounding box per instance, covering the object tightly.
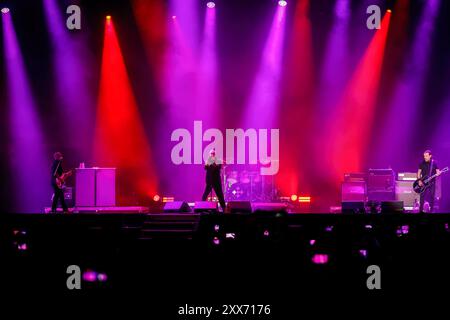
[226,201,252,214]
[341,201,366,214]
[163,201,191,213]
[381,201,404,213]
[194,201,218,213]
[252,202,288,213]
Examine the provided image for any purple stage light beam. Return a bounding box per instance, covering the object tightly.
[42,0,94,158]
[157,1,202,201]
[170,0,200,56]
[198,2,218,128]
[431,91,450,164]
[243,3,287,129]
[318,0,351,113]
[2,12,50,212]
[375,0,441,167]
[164,14,198,121]
[165,0,199,119]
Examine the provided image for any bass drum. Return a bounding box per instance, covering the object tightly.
[226,183,250,201]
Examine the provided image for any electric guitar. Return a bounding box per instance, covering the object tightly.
[413,167,448,194]
[55,170,73,189]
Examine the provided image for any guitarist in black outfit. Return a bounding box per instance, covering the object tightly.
[51,152,68,213]
[417,150,441,213]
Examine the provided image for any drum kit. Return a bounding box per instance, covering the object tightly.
[223,165,276,202]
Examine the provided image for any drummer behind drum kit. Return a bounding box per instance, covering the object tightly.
[223,165,277,202]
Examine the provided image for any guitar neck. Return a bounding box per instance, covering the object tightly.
[426,167,448,182]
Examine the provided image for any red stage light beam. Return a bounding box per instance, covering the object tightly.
[327,11,392,182]
[277,0,314,196]
[94,18,158,201]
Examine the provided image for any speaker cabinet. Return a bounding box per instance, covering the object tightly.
[163,201,191,213]
[341,182,366,202]
[381,201,404,213]
[367,169,395,201]
[226,201,252,213]
[194,201,218,213]
[341,201,366,214]
[395,181,419,210]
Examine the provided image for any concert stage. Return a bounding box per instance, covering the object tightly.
[44,206,150,214]
[2,0,450,303]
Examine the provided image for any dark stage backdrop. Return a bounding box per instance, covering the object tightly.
[1,0,449,212]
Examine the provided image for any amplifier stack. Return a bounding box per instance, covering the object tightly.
[341,173,366,202]
[367,169,395,202]
[396,172,419,211]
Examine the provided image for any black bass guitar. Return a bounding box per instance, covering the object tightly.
[413,167,448,194]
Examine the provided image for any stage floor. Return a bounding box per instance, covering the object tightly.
[44,206,150,214]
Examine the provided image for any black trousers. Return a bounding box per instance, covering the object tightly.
[419,184,435,213]
[51,185,68,212]
[202,181,226,210]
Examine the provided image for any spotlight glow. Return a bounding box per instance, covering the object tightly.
[312,253,329,265]
[172,15,177,19]
[83,270,97,282]
[94,18,159,202]
[290,194,298,201]
[97,273,108,282]
[299,196,311,203]
[278,0,287,7]
[153,194,161,202]
[106,15,111,20]
[1,8,9,14]
[207,1,215,8]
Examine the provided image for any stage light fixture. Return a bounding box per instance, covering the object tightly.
[387,9,392,13]
[278,1,287,7]
[207,1,215,8]
[153,194,161,202]
[299,196,311,203]
[290,194,298,201]
[1,7,9,13]
[162,196,175,203]
[106,15,111,20]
